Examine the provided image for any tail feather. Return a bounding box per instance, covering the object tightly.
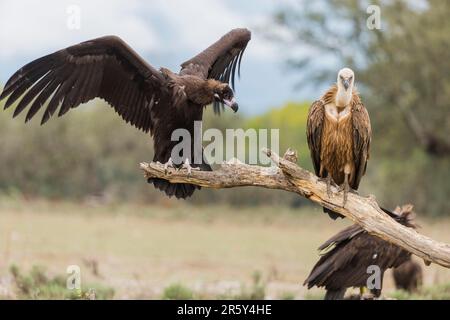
[149,154,212,199]
[148,178,200,199]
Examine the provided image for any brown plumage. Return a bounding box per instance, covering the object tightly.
[307,68,371,219]
[0,29,251,199]
[304,205,417,300]
[393,258,423,292]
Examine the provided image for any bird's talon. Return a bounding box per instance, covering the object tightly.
[324,175,335,198]
[327,185,332,198]
[181,159,199,176]
[338,180,350,207]
[163,158,175,174]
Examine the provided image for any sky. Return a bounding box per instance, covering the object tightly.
[0,0,317,115]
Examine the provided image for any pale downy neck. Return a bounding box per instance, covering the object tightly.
[335,85,352,109]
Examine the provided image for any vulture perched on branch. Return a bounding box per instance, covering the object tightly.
[307,68,371,219]
[0,28,251,199]
[303,205,417,300]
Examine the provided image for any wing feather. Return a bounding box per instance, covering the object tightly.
[0,36,167,133]
[181,28,250,83]
[181,28,251,114]
[26,77,60,122]
[307,100,325,176]
[305,212,414,292]
[351,103,371,189]
[13,70,54,118]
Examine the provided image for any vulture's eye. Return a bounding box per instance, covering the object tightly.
[223,88,233,99]
[340,75,344,80]
[349,76,353,81]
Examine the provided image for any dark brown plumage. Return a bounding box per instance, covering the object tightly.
[393,258,423,292]
[0,29,251,199]
[307,70,371,219]
[304,205,417,300]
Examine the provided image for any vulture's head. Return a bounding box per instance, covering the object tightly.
[213,82,239,112]
[337,68,355,92]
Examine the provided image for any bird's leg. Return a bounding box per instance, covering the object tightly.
[338,173,350,207]
[359,287,365,300]
[163,157,175,174]
[326,175,333,198]
[319,174,336,198]
[181,158,200,176]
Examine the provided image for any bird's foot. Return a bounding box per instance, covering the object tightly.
[359,287,365,300]
[318,175,337,198]
[181,159,200,176]
[361,293,377,300]
[337,181,356,207]
[163,158,175,174]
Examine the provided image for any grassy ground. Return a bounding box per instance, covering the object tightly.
[0,197,449,299]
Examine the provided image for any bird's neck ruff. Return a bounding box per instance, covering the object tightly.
[321,84,361,109]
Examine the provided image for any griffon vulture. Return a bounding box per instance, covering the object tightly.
[0,29,251,199]
[303,205,417,300]
[307,68,371,219]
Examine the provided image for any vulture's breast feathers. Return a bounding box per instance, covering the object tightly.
[318,86,360,183]
[320,104,355,180]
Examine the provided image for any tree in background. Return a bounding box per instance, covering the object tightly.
[271,0,450,215]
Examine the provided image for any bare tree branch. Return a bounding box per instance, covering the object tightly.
[140,149,450,269]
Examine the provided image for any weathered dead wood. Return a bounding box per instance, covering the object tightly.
[140,149,450,269]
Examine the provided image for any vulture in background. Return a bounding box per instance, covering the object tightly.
[0,29,251,199]
[304,205,417,300]
[393,258,423,293]
[307,68,371,219]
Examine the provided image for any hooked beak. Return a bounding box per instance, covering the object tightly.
[223,97,239,113]
[343,79,350,90]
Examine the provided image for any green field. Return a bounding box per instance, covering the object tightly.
[0,198,449,299]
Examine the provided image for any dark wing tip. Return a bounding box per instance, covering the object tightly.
[229,28,251,41]
[0,90,8,101]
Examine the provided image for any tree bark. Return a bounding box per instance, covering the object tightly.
[140,149,450,269]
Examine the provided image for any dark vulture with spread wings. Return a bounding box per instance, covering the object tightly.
[0,28,251,199]
[304,205,417,300]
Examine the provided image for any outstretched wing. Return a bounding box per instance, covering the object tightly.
[0,36,167,133]
[180,28,251,113]
[351,103,371,189]
[306,100,325,176]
